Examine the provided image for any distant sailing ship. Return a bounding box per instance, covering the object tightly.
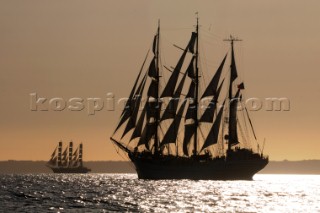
[47,141,91,173]
[110,18,268,180]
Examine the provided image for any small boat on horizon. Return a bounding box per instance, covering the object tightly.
[47,141,91,173]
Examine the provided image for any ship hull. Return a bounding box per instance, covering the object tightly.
[129,154,268,180]
[50,167,91,174]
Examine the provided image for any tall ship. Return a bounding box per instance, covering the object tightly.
[110,18,268,180]
[47,141,91,173]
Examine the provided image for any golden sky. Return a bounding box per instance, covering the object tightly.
[0,0,319,161]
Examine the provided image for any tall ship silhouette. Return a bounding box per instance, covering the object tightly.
[47,141,91,173]
[110,18,268,180]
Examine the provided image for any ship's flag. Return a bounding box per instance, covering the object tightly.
[237,82,245,90]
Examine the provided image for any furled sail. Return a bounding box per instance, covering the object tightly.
[160,101,187,146]
[152,35,157,54]
[187,56,195,78]
[199,79,224,123]
[200,100,225,151]
[184,69,197,155]
[148,58,157,79]
[148,79,158,98]
[228,89,241,146]
[227,43,240,147]
[188,32,197,53]
[201,54,227,99]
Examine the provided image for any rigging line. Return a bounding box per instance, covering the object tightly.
[200,36,226,48]
[212,126,223,157]
[159,124,165,138]
[159,117,169,139]
[158,36,171,92]
[119,151,131,165]
[120,153,134,170]
[162,27,193,31]
[122,136,131,150]
[159,54,166,93]
[239,110,249,148]
[200,28,225,40]
[160,33,185,53]
[245,106,258,141]
[198,127,206,150]
[176,128,182,156]
[200,120,211,139]
[163,65,185,75]
[110,138,129,161]
[198,65,210,105]
[200,38,226,51]
[198,47,207,101]
[220,112,226,156]
[200,30,222,38]
[173,44,185,51]
[200,41,224,50]
[199,39,209,77]
[202,59,221,67]
[163,65,173,73]
[199,65,209,91]
[238,41,245,81]
[243,110,251,142]
[241,104,251,145]
[237,118,249,149]
[198,43,209,95]
[158,125,166,150]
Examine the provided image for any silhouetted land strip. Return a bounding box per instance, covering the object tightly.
[0,160,319,174]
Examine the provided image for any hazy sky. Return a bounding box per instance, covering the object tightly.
[1,0,319,161]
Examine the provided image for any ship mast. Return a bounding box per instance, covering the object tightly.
[223,35,242,151]
[193,15,199,156]
[154,20,160,155]
[58,141,62,167]
[68,141,73,167]
[79,143,83,167]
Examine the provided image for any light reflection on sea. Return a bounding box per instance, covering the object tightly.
[0,174,319,212]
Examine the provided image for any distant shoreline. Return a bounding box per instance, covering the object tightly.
[0,160,320,174]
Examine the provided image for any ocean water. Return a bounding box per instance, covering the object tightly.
[0,174,319,212]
